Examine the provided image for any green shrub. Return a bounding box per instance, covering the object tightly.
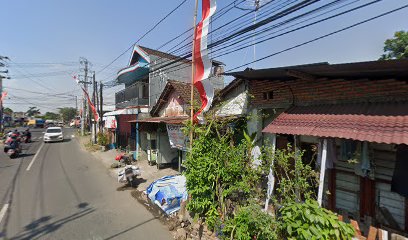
[184,122,261,229]
[223,203,277,240]
[279,200,355,240]
[97,132,108,146]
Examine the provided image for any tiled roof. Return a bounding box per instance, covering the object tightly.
[168,80,201,105]
[263,102,408,145]
[150,80,201,117]
[138,46,190,63]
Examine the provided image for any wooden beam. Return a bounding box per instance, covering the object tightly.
[367,226,378,240]
[286,69,316,81]
[378,229,389,240]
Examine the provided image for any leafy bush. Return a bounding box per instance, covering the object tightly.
[223,203,277,240]
[97,132,108,146]
[279,200,355,240]
[184,122,261,229]
[262,144,319,206]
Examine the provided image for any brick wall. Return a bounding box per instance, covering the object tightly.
[249,78,408,107]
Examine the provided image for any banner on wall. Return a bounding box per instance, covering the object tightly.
[166,124,187,150]
[104,116,117,129]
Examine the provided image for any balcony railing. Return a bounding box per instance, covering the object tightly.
[115,83,149,108]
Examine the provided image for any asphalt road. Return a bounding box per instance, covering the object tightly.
[0,128,171,240]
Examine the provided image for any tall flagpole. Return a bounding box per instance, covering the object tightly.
[190,0,199,151]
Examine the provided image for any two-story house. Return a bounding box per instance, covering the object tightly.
[109,45,224,162]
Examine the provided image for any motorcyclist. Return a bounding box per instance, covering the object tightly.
[23,128,31,142]
[4,135,20,154]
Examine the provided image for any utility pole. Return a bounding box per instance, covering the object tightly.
[0,56,10,133]
[99,82,103,132]
[92,72,97,144]
[79,57,91,136]
[75,96,78,112]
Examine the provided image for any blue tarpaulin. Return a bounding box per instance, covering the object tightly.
[145,175,187,215]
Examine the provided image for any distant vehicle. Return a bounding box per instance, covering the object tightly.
[36,119,45,128]
[44,127,64,143]
[57,122,64,127]
[28,119,45,128]
[27,119,36,128]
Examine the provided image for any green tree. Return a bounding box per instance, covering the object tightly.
[380,30,408,60]
[3,107,13,115]
[43,112,60,120]
[26,107,40,117]
[59,107,77,122]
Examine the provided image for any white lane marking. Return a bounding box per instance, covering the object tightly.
[26,142,45,171]
[71,135,75,138]
[39,137,42,139]
[32,137,37,140]
[0,204,9,224]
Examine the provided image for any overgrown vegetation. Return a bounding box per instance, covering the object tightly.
[183,119,354,239]
[223,203,277,240]
[97,132,108,146]
[184,120,260,229]
[280,200,355,240]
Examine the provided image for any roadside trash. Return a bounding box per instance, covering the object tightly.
[145,175,187,215]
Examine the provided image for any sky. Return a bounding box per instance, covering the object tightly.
[0,0,407,113]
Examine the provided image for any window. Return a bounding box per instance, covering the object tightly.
[46,128,62,133]
[263,91,273,100]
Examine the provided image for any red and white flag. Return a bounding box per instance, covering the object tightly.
[193,0,216,120]
[81,87,99,122]
[0,91,7,103]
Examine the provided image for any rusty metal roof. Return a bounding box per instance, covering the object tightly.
[262,102,408,145]
[226,59,408,80]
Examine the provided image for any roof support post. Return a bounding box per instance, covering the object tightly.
[318,138,328,207]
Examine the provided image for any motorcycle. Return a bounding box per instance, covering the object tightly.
[4,144,21,158]
[22,135,31,143]
[117,165,141,187]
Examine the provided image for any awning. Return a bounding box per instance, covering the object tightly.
[103,108,139,116]
[262,102,408,145]
[129,116,188,124]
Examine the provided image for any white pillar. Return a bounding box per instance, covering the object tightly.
[317,139,328,207]
[264,133,276,211]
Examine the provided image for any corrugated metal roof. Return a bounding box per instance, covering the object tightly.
[226,59,408,80]
[129,116,188,124]
[262,102,408,145]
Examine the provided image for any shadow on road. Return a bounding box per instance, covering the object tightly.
[103,217,158,240]
[18,153,35,158]
[6,204,95,240]
[116,178,147,191]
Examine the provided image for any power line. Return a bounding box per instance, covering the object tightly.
[102,0,390,90]
[97,0,189,74]
[226,3,408,72]
[211,0,370,57]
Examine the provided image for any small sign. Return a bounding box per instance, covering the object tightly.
[166,124,187,150]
